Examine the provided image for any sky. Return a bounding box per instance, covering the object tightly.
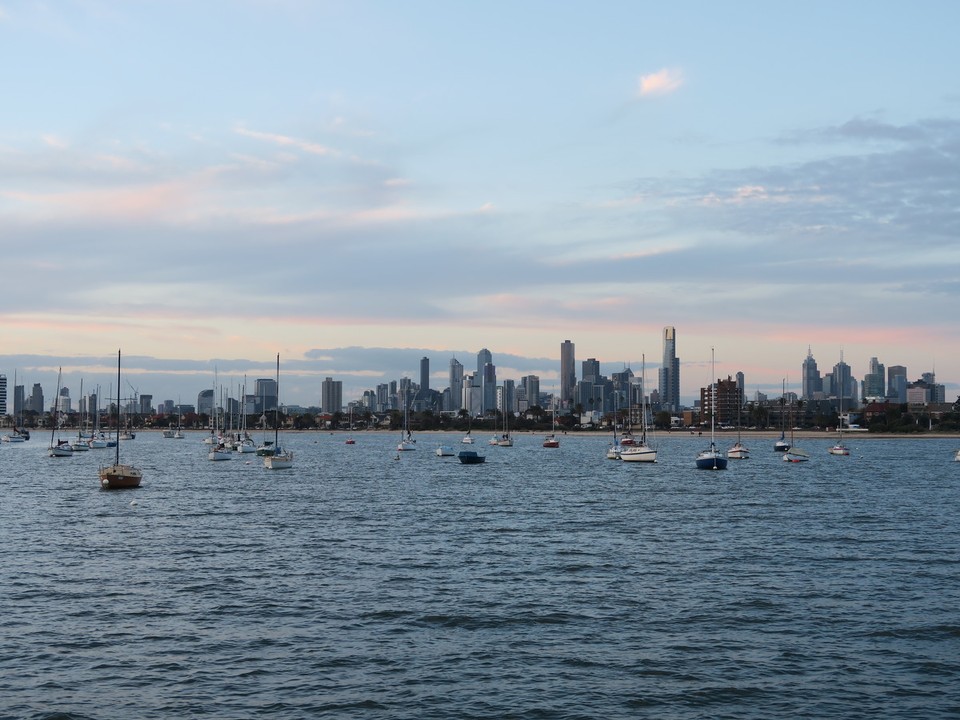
[2,0,959,408]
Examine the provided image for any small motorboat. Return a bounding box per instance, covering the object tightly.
[457,450,485,464]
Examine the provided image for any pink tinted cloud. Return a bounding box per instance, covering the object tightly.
[637,67,684,97]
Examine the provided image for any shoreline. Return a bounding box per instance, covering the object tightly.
[305,429,960,440]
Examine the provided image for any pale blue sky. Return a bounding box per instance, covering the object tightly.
[2,1,958,406]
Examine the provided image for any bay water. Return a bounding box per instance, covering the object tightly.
[2,432,959,718]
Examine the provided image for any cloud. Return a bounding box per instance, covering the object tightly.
[235,127,337,157]
[41,134,68,149]
[637,67,684,98]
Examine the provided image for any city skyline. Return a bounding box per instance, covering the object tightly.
[2,3,959,401]
[1,339,953,415]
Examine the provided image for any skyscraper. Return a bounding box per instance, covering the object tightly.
[560,340,576,409]
[420,357,430,394]
[801,347,822,399]
[321,377,343,414]
[255,377,278,412]
[887,365,907,400]
[582,358,600,384]
[863,357,885,400]
[832,358,853,403]
[448,357,464,411]
[482,362,497,414]
[0,374,6,416]
[477,348,492,375]
[658,327,680,412]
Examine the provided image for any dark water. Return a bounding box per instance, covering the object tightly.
[2,431,959,719]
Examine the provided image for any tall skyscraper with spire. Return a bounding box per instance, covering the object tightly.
[658,327,680,412]
[560,340,576,410]
[801,347,822,400]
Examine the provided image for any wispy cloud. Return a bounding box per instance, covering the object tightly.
[235,127,337,157]
[637,67,684,97]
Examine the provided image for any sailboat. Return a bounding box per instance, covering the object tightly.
[543,398,560,448]
[727,383,749,460]
[397,393,416,451]
[774,378,791,452]
[234,380,256,453]
[828,357,851,456]
[606,396,621,459]
[496,399,513,446]
[621,355,657,463]
[782,395,809,463]
[98,351,143,489]
[3,370,29,442]
[70,379,90,451]
[263,354,293,469]
[695,348,728,470]
[48,368,74,457]
[208,376,231,460]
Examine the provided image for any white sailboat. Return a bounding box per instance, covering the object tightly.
[48,368,74,457]
[397,394,416,451]
[695,348,727,470]
[727,383,749,460]
[828,355,851,456]
[774,379,790,453]
[99,350,143,489]
[263,354,293,469]
[543,396,560,448]
[621,355,657,463]
[207,374,231,461]
[70,379,90,451]
[496,398,513,446]
[782,396,809,463]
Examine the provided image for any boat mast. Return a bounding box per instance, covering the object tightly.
[114,350,121,466]
[274,353,280,449]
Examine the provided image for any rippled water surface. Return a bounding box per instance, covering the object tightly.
[2,431,959,719]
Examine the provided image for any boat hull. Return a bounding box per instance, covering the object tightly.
[264,453,293,469]
[458,451,485,464]
[99,464,143,489]
[621,445,657,463]
[695,452,728,470]
[727,444,750,460]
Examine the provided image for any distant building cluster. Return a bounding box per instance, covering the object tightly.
[0,330,952,428]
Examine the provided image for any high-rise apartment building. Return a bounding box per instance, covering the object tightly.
[448,357,464,412]
[29,383,44,414]
[659,327,680,412]
[521,375,540,411]
[0,374,6,416]
[832,358,854,403]
[476,348,492,375]
[14,384,25,418]
[255,377,278,412]
[863,357,885,400]
[560,340,576,409]
[582,358,600,384]
[801,347,822,399]
[482,362,497,414]
[887,365,907,400]
[321,377,343,414]
[420,357,430,394]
